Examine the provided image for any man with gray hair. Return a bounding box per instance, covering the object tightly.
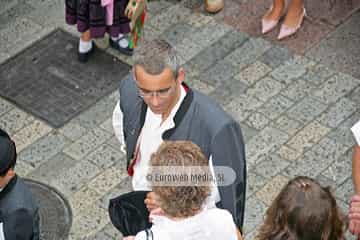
[112,39,246,235]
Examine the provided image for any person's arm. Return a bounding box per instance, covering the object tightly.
[3,209,34,240]
[211,121,246,229]
[353,145,360,194]
[112,101,126,154]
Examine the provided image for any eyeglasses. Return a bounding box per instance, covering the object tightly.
[137,83,176,99]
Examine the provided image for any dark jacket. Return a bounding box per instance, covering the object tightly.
[0,176,40,240]
[118,75,247,228]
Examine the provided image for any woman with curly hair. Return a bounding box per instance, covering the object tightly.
[124,140,241,240]
[258,176,347,240]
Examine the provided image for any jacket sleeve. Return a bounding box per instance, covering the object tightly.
[3,208,34,240]
[211,121,246,230]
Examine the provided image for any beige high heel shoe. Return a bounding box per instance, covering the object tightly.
[262,4,283,34]
[278,7,306,40]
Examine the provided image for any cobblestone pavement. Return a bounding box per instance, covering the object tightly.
[0,0,359,239]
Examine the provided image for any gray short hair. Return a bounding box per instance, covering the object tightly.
[133,39,180,77]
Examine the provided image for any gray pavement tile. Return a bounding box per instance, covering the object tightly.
[317,98,358,128]
[99,177,132,210]
[348,85,360,105]
[286,121,331,154]
[245,226,260,240]
[69,187,102,216]
[70,204,109,239]
[256,175,289,206]
[270,55,317,85]
[75,94,119,130]
[0,17,43,55]
[147,0,173,16]
[224,38,272,71]
[246,77,285,102]
[99,118,114,134]
[243,197,267,233]
[106,135,122,151]
[270,115,303,136]
[253,154,290,179]
[285,97,328,124]
[51,159,101,197]
[239,123,259,144]
[0,0,21,16]
[334,178,354,203]
[189,20,232,48]
[0,108,34,135]
[27,153,77,188]
[147,4,192,34]
[186,79,215,95]
[59,120,88,141]
[334,11,360,37]
[245,112,271,131]
[63,127,112,160]
[306,28,360,79]
[87,167,128,195]
[224,93,264,122]
[246,127,289,166]
[174,37,205,65]
[186,12,213,28]
[85,231,114,240]
[328,112,360,148]
[18,131,70,168]
[316,174,337,189]
[86,144,125,169]
[259,45,292,69]
[188,30,248,73]
[199,58,239,87]
[12,119,52,152]
[246,171,267,199]
[284,137,348,179]
[0,97,14,116]
[312,73,360,104]
[161,23,196,46]
[276,145,302,162]
[302,63,336,86]
[208,80,248,106]
[257,94,295,121]
[322,149,352,186]
[235,61,272,86]
[103,223,123,240]
[280,79,317,102]
[16,160,35,177]
[0,2,35,29]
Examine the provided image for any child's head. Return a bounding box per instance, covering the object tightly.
[150,141,211,218]
[258,176,346,240]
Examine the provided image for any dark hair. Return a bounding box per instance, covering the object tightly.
[258,176,347,240]
[150,141,211,218]
[0,129,17,176]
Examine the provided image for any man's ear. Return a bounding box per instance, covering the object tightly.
[177,67,185,84]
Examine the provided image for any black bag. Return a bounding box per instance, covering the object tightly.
[108,191,152,236]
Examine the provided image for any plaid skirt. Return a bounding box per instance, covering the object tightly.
[65,0,131,38]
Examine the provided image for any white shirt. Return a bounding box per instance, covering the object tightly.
[351,120,360,146]
[134,208,238,240]
[112,86,221,205]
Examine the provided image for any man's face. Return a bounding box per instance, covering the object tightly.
[134,65,183,115]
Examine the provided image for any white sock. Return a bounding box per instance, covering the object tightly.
[111,34,129,48]
[78,39,92,53]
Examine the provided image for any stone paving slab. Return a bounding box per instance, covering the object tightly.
[1,0,360,239]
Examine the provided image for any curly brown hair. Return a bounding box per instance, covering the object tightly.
[258,176,347,240]
[150,141,211,218]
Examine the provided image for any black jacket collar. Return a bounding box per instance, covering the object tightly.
[138,82,194,139]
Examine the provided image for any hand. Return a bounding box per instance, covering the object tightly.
[349,195,360,235]
[144,192,160,212]
[125,0,140,19]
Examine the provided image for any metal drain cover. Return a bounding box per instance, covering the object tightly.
[24,179,72,240]
[0,29,131,128]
